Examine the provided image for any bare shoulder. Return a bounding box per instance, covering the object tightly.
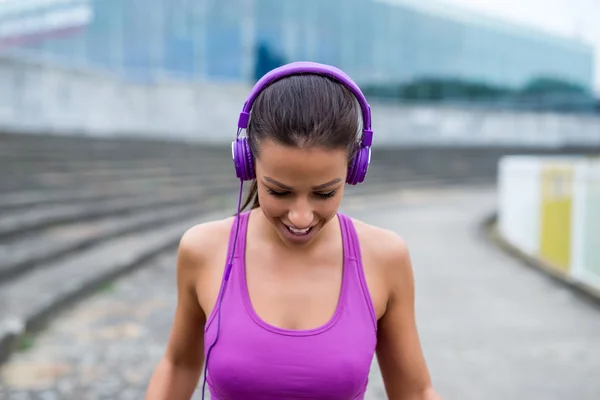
[178,215,236,267]
[155,215,237,373]
[351,217,410,272]
[177,215,238,318]
[350,217,413,309]
[350,218,437,398]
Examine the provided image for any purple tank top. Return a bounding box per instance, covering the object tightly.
[203,211,378,399]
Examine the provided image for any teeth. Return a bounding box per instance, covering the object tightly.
[288,226,310,235]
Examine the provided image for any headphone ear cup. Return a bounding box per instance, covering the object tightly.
[243,138,256,181]
[346,146,371,185]
[346,155,357,185]
[232,138,256,181]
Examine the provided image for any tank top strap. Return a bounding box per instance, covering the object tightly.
[230,210,251,262]
[231,210,251,282]
[205,210,250,331]
[337,213,361,262]
[337,213,378,331]
[220,210,250,280]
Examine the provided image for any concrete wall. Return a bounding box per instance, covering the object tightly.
[1,54,600,147]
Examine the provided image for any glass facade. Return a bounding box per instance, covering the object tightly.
[0,0,595,91]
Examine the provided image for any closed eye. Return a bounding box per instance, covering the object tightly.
[316,190,337,199]
[267,188,290,197]
[266,188,338,200]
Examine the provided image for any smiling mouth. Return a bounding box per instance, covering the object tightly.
[285,225,314,236]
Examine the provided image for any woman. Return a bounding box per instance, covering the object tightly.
[145,62,442,400]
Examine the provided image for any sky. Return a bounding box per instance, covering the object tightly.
[439,0,600,94]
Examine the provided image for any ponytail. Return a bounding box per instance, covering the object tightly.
[239,180,260,213]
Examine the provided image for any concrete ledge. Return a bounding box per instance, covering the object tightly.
[0,204,202,283]
[2,55,600,147]
[0,185,235,241]
[480,212,600,305]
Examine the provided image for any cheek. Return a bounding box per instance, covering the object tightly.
[258,193,287,217]
[319,196,343,217]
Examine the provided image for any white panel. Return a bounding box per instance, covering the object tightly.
[571,160,600,292]
[498,156,541,255]
[570,160,588,279]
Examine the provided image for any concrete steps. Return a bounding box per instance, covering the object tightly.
[0,187,212,241]
[1,201,217,283]
[0,132,240,363]
[0,174,234,213]
[0,214,218,365]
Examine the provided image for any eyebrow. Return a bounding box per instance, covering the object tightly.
[262,176,342,191]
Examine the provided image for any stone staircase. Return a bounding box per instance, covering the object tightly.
[0,133,240,364]
[0,131,597,365]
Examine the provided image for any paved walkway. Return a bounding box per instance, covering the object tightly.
[1,187,600,399]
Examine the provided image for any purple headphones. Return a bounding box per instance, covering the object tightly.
[232,61,374,185]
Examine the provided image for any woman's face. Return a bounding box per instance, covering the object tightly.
[254,139,348,248]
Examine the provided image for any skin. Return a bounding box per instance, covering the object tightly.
[145,139,442,400]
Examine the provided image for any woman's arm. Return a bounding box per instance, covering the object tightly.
[145,228,207,400]
[376,234,443,400]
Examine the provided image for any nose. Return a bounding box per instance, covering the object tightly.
[287,199,314,229]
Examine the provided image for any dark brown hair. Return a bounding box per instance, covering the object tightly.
[240,73,362,212]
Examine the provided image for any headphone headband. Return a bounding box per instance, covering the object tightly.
[237,61,373,147]
[231,61,373,185]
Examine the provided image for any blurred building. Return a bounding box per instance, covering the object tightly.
[0,0,595,94]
